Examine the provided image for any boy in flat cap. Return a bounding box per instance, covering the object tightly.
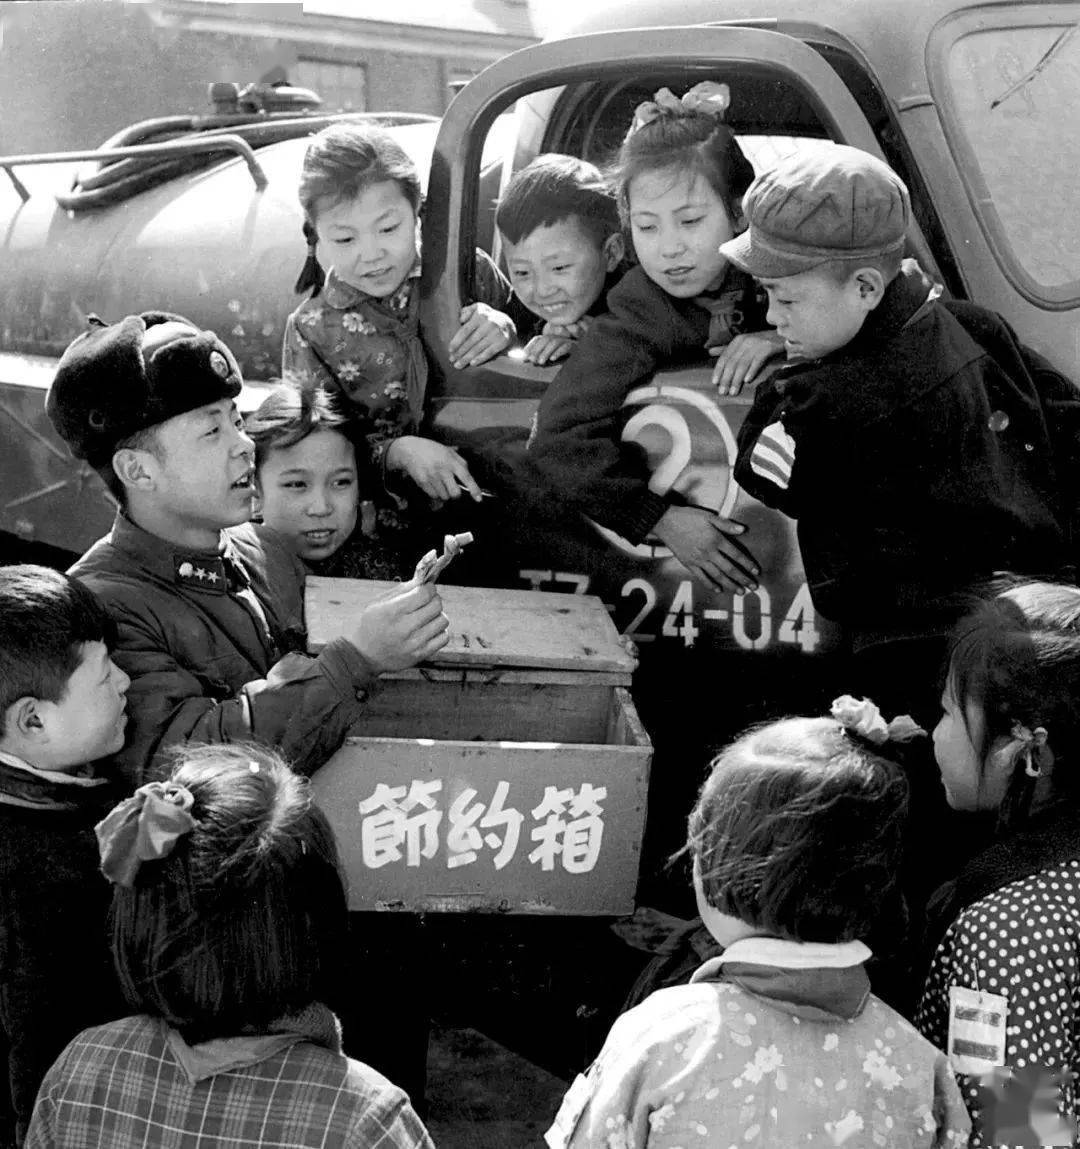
[46,312,449,787]
[727,146,1076,693]
[726,146,1079,926]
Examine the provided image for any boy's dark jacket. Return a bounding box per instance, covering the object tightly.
[526,264,764,542]
[0,766,123,1145]
[70,516,377,787]
[734,260,1079,632]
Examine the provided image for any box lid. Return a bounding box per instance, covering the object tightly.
[306,576,635,678]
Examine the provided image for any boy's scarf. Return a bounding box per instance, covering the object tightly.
[922,800,1080,970]
[0,748,112,812]
[694,265,758,348]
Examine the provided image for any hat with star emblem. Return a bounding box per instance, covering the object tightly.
[46,311,243,468]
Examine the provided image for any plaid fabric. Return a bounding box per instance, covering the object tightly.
[26,1013,434,1148]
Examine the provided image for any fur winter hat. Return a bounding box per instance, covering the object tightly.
[46,311,242,467]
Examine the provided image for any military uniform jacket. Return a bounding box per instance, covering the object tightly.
[734,261,1075,632]
[70,514,376,787]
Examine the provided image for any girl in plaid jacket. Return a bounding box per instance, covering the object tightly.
[26,742,434,1149]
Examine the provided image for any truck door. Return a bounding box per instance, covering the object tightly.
[423,25,926,390]
[420,26,924,668]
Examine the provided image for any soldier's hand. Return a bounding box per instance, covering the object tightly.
[350,582,450,673]
[652,506,760,593]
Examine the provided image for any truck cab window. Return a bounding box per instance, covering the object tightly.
[933,9,1080,302]
[468,71,835,385]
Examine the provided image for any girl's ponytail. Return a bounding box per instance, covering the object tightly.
[948,579,1080,826]
[688,714,909,944]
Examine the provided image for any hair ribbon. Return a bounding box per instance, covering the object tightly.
[95,781,196,887]
[1008,722,1054,778]
[630,82,731,135]
[830,695,927,745]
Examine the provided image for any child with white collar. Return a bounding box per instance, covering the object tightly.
[547,703,972,1149]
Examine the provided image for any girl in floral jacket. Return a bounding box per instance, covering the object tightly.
[283,122,515,555]
[548,704,971,1149]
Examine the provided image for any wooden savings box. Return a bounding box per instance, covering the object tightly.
[305,576,652,915]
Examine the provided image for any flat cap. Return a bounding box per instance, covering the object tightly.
[46,312,242,467]
[719,144,911,279]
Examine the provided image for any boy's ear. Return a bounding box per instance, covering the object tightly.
[602,232,625,271]
[853,267,887,310]
[6,696,45,741]
[112,447,158,494]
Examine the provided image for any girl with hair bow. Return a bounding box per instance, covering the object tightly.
[547,704,970,1149]
[27,742,435,1149]
[526,81,785,594]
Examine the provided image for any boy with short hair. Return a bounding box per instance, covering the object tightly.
[46,311,449,788]
[727,144,1076,707]
[0,564,129,1146]
[496,154,626,366]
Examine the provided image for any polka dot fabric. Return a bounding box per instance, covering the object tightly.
[916,858,1080,1147]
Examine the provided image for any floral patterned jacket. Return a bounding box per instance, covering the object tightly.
[282,253,511,471]
[548,937,970,1149]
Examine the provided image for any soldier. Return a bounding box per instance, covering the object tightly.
[46,311,449,787]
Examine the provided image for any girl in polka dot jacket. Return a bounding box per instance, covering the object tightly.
[548,709,971,1149]
[917,580,1080,1147]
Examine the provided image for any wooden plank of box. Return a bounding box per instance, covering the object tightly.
[306,577,652,915]
[306,577,632,672]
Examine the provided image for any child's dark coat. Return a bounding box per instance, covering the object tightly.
[0,770,123,1146]
[735,260,1076,637]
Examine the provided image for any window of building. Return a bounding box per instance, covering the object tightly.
[297,58,367,112]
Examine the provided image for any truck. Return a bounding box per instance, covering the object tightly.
[1,0,1078,1078]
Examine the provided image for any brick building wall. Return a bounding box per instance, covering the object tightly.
[0,0,536,155]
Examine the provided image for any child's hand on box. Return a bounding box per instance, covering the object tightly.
[350,582,450,673]
[386,436,484,502]
[449,302,516,368]
[653,505,760,593]
[711,331,786,396]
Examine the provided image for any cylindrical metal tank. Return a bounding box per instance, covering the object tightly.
[0,120,440,552]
